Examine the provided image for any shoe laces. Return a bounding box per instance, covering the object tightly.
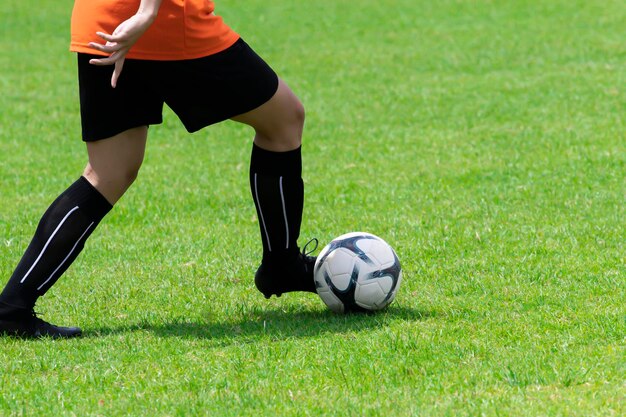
[301,238,318,272]
[302,238,318,258]
[29,309,49,326]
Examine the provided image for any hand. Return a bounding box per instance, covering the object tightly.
[88,13,155,88]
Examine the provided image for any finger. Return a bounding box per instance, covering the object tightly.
[89,51,120,66]
[96,31,117,42]
[97,31,130,44]
[88,41,122,54]
[111,57,126,88]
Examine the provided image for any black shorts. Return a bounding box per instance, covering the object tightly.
[77,38,279,141]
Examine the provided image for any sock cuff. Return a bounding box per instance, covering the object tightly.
[250,144,302,177]
[66,177,113,220]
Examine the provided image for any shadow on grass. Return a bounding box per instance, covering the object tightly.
[87,305,434,341]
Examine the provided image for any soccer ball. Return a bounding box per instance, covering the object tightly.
[314,232,402,313]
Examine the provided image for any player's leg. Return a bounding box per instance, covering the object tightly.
[0,127,147,339]
[0,52,162,338]
[162,40,315,298]
[232,79,316,298]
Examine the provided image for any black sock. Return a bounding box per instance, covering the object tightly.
[0,177,112,313]
[249,143,304,267]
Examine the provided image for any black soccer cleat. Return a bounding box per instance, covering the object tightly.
[0,310,82,339]
[255,240,318,299]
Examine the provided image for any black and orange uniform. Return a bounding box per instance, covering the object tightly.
[70,0,278,141]
[0,1,312,339]
[70,0,240,60]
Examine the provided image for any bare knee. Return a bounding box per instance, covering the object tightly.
[83,127,147,204]
[291,99,306,136]
[88,163,141,187]
[276,98,305,141]
[291,98,305,127]
[83,162,142,204]
[256,98,306,151]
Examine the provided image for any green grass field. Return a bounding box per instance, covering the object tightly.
[1,0,625,415]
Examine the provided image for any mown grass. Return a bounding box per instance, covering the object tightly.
[1,0,625,416]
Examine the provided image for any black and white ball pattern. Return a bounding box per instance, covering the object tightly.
[314,232,402,313]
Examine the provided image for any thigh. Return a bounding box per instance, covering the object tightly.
[77,54,165,141]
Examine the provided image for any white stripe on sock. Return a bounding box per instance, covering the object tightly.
[20,206,80,284]
[279,176,290,249]
[37,221,94,291]
[254,173,272,252]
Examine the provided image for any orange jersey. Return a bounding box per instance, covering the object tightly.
[70,0,240,60]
